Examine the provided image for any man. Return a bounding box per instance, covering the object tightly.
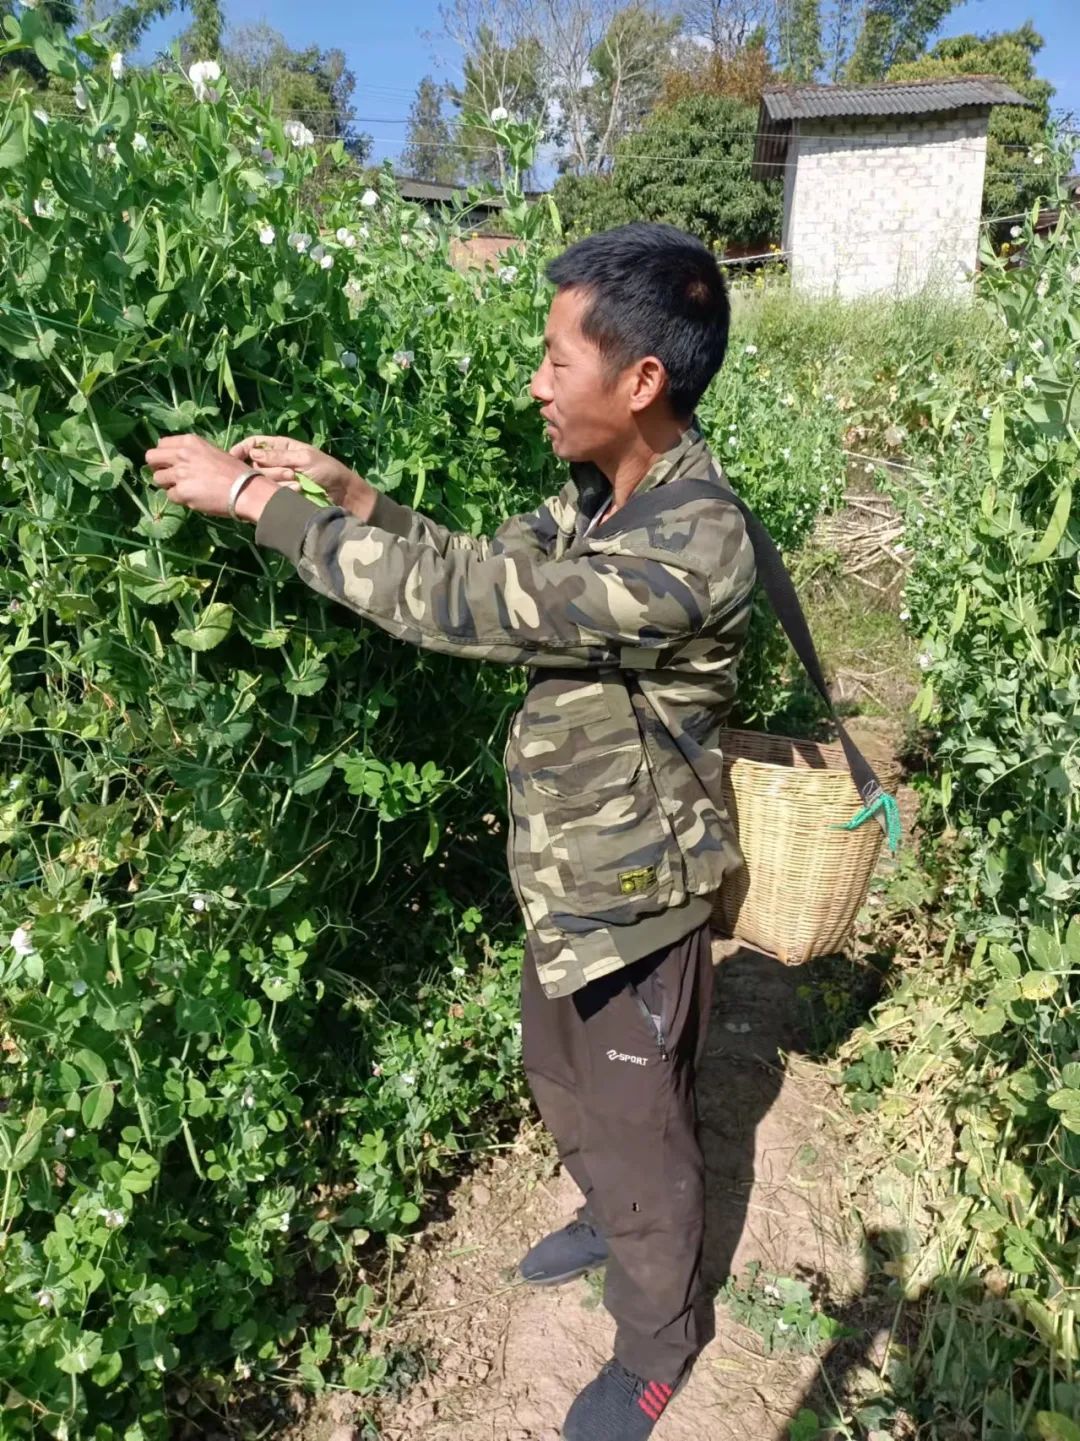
[146,221,756,1439]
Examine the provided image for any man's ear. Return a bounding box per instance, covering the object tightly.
[628,355,668,414]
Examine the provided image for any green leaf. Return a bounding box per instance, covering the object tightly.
[32,32,65,73]
[0,121,26,169]
[1019,971,1059,1001]
[74,1047,108,1084]
[988,405,1004,480]
[82,1082,115,1130]
[963,1003,1006,1037]
[1027,483,1072,565]
[1036,1414,1080,1441]
[0,1106,46,1172]
[1047,1088,1080,1113]
[174,602,234,652]
[1027,926,1062,970]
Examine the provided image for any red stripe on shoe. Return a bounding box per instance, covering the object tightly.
[649,1381,672,1400]
[638,1395,662,1421]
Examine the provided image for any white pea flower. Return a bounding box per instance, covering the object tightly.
[241,1087,255,1110]
[310,243,326,262]
[188,59,221,104]
[64,1126,75,1139]
[400,1073,416,1086]
[371,1063,383,1077]
[1023,374,1036,389]
[498,265,518,284]
[400,232,411,248]
[393,349,413,368]
[1032,336,1045,350]
[33,197,53,218]
[154,1301,166,1315]
[191,895,207,912]
[744,344,758,356]
[74,81,89,111]
[72,979,87,997]
[132,132,149,153]
[1010,226,1021,239]
[288,231,311,254]
[340,350,358,369]
[781,447,791,460]
[235,1361,252,1380]
[456,355,471,373]
[283,119,314,149]
[36,1289,54,1309]
[360,189,379,208]
[106,141,119,159]
[917,651,933,671]
[320,253,334,270]
[32,108,49,125]
[110,53,124,80]
[154,1355,166,1372]
[9,927,34,957]
[824,392,835,402]
[99,1207,125,1229]
[1034,154,1043,166]
[781,393,795,407]
[452,963,466,975]
[357,224,369,239]
[258,224,275,245]
[336,227,356,247]
[278,1212,290,1232]
[490,105,509,122]
[981,405,993,420]
[899,609,911,622]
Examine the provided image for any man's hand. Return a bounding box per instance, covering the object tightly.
[229,435,376,521]
[144,434,270,518]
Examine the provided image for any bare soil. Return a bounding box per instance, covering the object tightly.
[281,934,905,1441]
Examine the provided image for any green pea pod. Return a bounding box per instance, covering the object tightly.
[295,470,332,509]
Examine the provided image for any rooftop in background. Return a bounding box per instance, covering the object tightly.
[759,76,1031,122]
[395,176,507,210]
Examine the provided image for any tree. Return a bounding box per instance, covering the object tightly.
[1,0,77,92]
[846,0,956,81]
[403,75,459,184]
[107,0,223,58]
[676,0,774,55]
[554,92,781,246]
[888,24,1055,221]
[776,0,822,81]
[444,22,546,183]
[659,38,775,107]
[439,0,683,178]
[220,23,370,159]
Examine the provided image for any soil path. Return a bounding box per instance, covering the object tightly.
[353,939,877,1441]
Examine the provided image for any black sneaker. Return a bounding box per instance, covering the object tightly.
[518,1216,609,1287]
[562,1359,684,1439]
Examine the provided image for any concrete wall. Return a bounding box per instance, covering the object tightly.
[785,111,989,299]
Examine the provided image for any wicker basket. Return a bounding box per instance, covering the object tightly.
[713,728,902,963]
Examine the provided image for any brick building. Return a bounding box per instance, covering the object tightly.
[753,78,1029,299]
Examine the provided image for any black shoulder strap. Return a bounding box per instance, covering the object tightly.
[703,469,887,818]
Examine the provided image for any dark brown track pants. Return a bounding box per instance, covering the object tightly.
[520,923,715,1385]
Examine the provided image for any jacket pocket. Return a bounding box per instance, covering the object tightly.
[520,751,678,923]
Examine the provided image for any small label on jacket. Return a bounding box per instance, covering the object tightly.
[618,865,658,895]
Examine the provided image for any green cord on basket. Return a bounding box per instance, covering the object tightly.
[832,793,903,854]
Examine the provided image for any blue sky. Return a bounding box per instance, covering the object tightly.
[135,0,1078,172]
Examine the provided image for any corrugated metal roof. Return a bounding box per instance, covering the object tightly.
[761,76,1029,120]
[395,177,506,209]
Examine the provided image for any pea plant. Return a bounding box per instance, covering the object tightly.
[0,12,843,1435]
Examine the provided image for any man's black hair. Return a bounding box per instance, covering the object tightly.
[545,221,730,419]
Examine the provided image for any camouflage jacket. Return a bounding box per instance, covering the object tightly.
[256,423,756,998]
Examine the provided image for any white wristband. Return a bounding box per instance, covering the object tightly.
[227,468,263,520]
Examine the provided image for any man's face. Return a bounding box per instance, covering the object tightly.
[530,286,633,464]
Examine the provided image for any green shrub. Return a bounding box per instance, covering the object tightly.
[0,15,841,1435]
